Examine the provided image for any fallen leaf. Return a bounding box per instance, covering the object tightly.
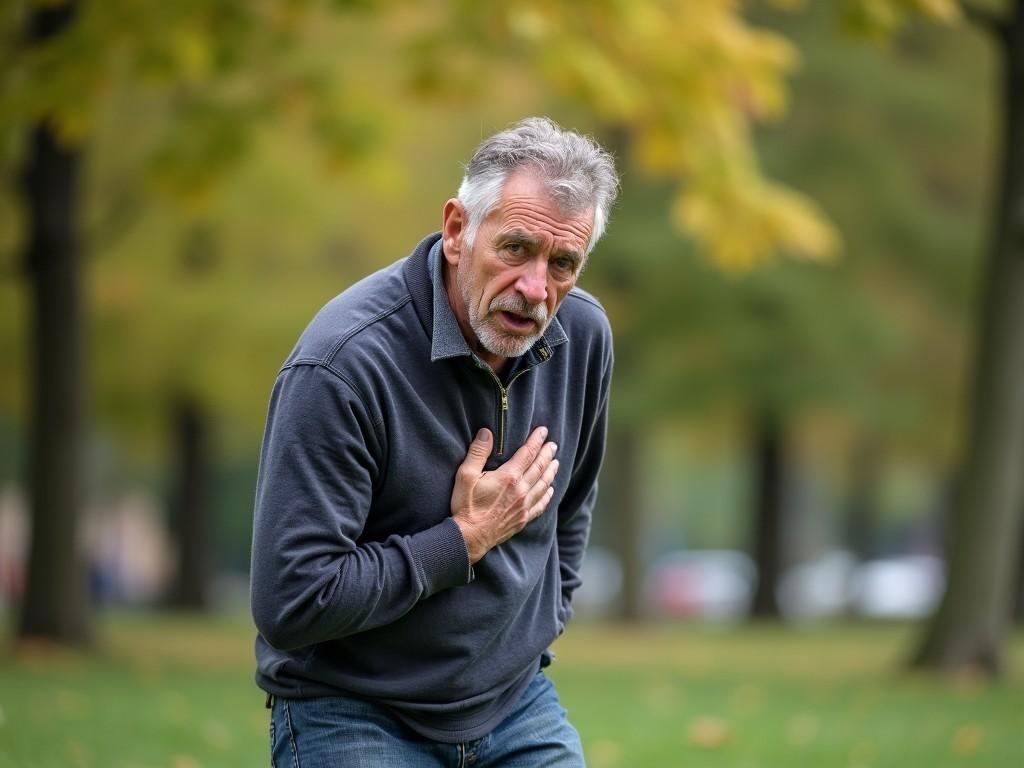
[587,739,623,766]
[688,716,731,749]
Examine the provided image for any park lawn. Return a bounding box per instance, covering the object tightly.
[0,614,1021,768]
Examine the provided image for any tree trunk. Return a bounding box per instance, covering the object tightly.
[17,3,92,645]
[911,1,1024,676]
[1015,509,1024,623]
[749,409,784,619]
[166,396,213,610]
[606,424,643,621]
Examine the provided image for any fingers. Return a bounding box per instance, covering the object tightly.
[505,428,558,521]
[460,428,493,475]
[516,452,558,521]
[540,456,559,490]
[505,426,549,473]
[526,486,556,523]
[528,457,558,504]
[521,439,557,487]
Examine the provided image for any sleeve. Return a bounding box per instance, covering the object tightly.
[250,363,471,651]
[554,331,613,632]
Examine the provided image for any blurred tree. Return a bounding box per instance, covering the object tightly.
[603,423,644,619]
[165,395,211,610]
[593,0,1023,653]
[2,0,391,637]
[745,0,984,620]
[15,2,92,644]
[1015,519,1024,622]
[584,0,983,622]
[907,0,1024,678]
[738,0,1024,667]
[586,174,893,620]
[749,409,784,617]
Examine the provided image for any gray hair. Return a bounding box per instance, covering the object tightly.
[457,117,619,257]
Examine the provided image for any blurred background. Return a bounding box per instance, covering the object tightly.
[2,0,1023,766]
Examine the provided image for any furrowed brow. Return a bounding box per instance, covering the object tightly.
[499,229,542,248]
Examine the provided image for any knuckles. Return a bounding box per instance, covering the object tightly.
[512,483,530,504]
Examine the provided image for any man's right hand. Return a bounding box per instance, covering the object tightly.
[451,427,559,564]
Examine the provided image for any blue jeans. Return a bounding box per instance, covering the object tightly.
[269,670,585,767]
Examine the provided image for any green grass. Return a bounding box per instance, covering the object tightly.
[0,614,1021,767]
[554,624,1024,768]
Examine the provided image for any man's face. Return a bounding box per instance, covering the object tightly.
[442,170,594,368]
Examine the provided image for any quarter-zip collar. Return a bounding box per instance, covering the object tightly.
[402,233,568,367]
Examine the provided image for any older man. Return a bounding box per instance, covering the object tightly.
[251,117,618,767]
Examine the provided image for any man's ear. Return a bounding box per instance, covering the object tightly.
[442,199,466,265]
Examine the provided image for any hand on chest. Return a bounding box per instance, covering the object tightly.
[365,360,581,538]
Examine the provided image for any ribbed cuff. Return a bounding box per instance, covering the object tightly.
[410,517,473,597]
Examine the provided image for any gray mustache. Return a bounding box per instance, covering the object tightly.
[489,294,547,324]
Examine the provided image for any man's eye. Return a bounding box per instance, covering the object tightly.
[553,257,576,273]
[506,242,523,253]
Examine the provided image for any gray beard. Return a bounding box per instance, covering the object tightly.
[458,266,550,360]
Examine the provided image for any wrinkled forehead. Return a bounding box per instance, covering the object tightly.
[491,171,594,251]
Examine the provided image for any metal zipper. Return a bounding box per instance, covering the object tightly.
[475,342,553,456]
[482,366,533,456]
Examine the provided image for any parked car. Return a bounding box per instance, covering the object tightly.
[850,555,946,618]
[645,550,756,621]
[778,550,946,620]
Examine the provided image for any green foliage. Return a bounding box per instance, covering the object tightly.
[0,0,977,458]
[0,0,991,568]
[757,1,990,457]
[579,1,988,468]
[0,0,853,266]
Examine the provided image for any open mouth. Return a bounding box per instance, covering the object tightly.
[498,311,538,333]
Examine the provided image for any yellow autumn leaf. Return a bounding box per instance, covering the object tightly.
[673,175,839,272]
[909,0,961,24]
[766,184,841,261]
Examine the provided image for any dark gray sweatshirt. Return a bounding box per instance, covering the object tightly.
[250,233,612,742]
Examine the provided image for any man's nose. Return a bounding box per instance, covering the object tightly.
[515,259,548,305]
